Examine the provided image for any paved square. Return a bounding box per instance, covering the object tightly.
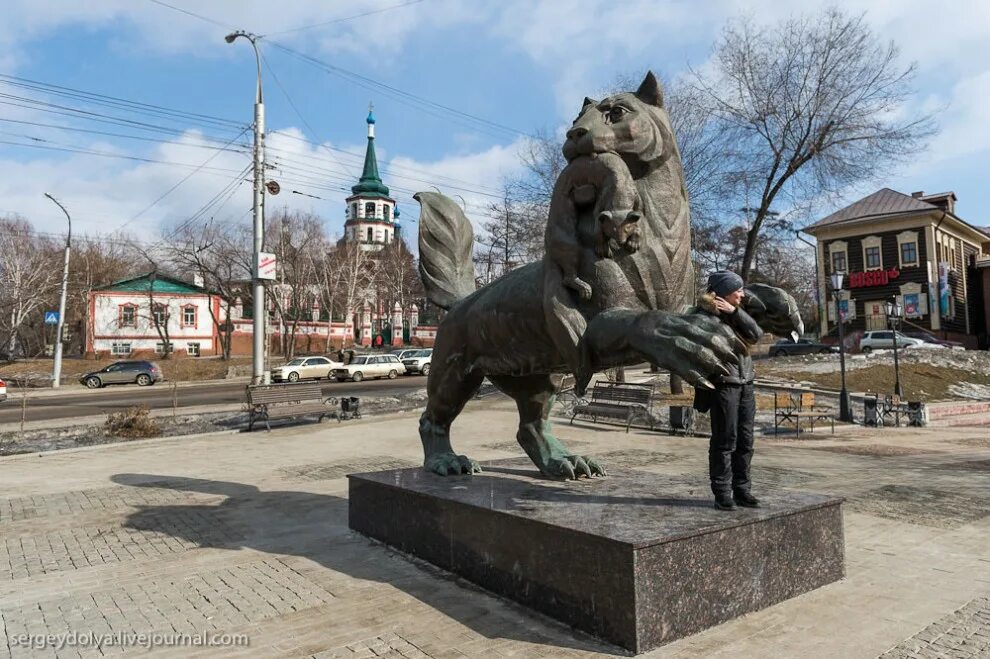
[0,398,988,657]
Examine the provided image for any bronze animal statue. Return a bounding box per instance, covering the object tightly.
[414,72,801,479]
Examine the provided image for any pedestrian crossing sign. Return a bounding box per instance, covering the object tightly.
[44,311,59,324]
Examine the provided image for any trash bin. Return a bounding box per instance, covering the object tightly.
[907,401,925,427]
[669,405,696,434]
[341,396,361,418]
[863,397,880,427]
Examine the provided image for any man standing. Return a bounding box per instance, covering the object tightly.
[696,271,764,511]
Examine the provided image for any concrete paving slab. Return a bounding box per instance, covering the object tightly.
[0,398,987,658]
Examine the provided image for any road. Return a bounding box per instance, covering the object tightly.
[0,376,428,425]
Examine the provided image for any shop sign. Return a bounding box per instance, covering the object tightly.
[848,267,900,288]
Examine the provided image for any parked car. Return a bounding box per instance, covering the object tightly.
[904,331,965,350]
[859,331,929,353]
[80,361,163,388]
[391,349,422,361]
[271,356,343,382]
[768,339,838,357]
[332,354,405,382]
[401,349,433,376]
[0,376,6,403]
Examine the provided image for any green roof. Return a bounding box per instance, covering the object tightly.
[95,273,205,294]
[351,132,390,197]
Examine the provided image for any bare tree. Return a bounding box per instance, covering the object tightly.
[0,216,59,358]
[165,220,251,360]
[267,209,325,359]
[691,8,937,280]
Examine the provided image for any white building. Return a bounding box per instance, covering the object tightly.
[86,273,220,358]
[341,105,402,250]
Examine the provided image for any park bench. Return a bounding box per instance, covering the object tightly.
[773,390,835,435]
[245,381,334,432]
[570,381,658,432]
[864,393,917,427]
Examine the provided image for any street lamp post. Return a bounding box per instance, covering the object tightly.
[830,272,854,422]
[44,193,71,389]
[795,230,822,331]
[226,30,268,385]
[885,298,904,399]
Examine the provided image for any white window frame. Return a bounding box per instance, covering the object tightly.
[110,342,132,356]
[186,342,201,356]
[896,231,919,268]
[861,235,883,271]
[155,341,174,355]
[182,305,196,327]
[828,240,848,274]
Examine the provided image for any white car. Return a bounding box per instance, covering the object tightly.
[271,356,343,382]
[391,349,422,361]
[401,349,433,376]
[0,376,6,403]
[859,330,927,353]
[332,354,406,382]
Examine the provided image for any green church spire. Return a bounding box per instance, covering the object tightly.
[351,103,390,197]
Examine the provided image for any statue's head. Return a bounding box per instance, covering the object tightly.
[562,71,676,173]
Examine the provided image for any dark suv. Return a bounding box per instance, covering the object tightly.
[80,361,163,388]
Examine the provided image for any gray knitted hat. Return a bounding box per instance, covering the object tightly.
[707,270,744,296]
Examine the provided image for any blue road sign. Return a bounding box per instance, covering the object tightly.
[44,311,59,325]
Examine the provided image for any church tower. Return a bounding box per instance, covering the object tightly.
[342,105,400,251]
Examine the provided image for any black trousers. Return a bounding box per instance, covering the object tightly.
[708,383,756,496]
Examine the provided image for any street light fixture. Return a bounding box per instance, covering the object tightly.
[830,271,854,423]
[226,30,268,385]
[884,298,905,399]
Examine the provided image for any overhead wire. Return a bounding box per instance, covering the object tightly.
[261,0,426,37]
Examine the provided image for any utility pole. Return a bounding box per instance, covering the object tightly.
[795,229,821,336]
[226,30,268,384]
[44,193,71,389]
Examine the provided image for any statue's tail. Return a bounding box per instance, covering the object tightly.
[414,192,477,310]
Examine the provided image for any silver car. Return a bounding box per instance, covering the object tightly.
[271,356,342,382]
[80,361,163,388]
[332,354,406,382]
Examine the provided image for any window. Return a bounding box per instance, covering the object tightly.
[186,342,200,356]
[831,251,846,273]
[182,305,196,327]
[153,305,168,327]
[383,205,391,221]
[155,342,174,355]
[861,235,883,270]
[366,227,373,242]
[365,202,376,218]
[900,242,917,266]
[119,305,137,328]
[111,342,132,356]
[351,202,358,219]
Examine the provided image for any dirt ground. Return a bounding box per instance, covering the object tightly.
[0,356,254,385]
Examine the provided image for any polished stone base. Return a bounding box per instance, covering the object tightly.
[348,460,844,653]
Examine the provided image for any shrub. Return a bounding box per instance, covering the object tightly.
[104,406,161,439]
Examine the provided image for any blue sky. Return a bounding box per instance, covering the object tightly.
[1,0,988,244]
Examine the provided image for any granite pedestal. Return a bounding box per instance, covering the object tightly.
[348,460,844,653]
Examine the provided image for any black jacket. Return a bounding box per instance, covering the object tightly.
[692,292,763,385]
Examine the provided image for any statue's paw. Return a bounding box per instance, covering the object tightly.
[545,454,607,480]
[425,452,481,476]
[623,233,641,253]
[744,283,804,339]
[640,314,745,389]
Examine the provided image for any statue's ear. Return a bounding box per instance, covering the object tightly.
[582,97,597,111]
[636,71,664,107]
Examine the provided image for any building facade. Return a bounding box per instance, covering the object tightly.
[86,273,220,358]
[805,188,990,348]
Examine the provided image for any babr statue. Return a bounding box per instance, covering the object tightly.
[414,72,802,479]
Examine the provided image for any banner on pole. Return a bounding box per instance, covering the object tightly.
[257,252,277,280]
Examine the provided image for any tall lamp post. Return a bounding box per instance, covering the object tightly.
[226,30,268,385]
[885,298,904,399]
[44,193,71,389]
[830,271,854,422]
[795,230,822,331]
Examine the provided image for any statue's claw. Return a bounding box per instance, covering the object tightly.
[546,454,606,480]
[425,452,481,476]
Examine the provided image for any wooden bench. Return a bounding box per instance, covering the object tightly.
[773,390,835,435]
[245,382,333,432]
[570,381,658,432]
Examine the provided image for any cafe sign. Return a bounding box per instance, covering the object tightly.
[848,267,900,288]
